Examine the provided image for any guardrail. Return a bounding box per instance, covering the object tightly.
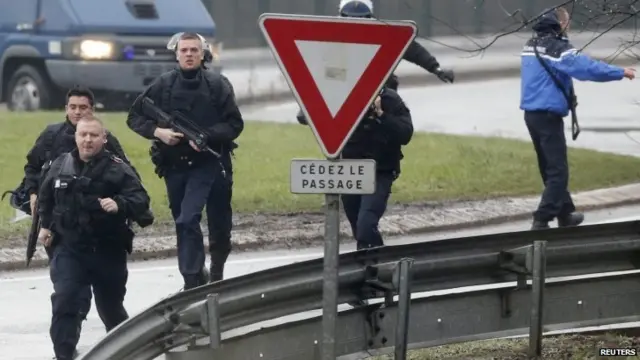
[77,220,640,360]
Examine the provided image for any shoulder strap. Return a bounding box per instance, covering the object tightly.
[109,153,125,164]
[44,123,66,162]
[58,153,76,177]
[104,131,128,163]
[87,153,117,180]
[161,70,179,111]
[202,71,230,112]
[532,39,580,140]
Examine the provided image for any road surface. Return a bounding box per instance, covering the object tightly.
[1,205,639,359]
[242,77,640,157]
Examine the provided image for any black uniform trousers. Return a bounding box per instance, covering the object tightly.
[163,158,233,287]
[49,243,128,359]
[341,172,395,249]
[524,110,576,222]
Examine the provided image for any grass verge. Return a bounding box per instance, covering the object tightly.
[1,112,640,240]
[372,333,640,359]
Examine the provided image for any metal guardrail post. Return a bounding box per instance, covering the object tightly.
[528,240,547,358]
[322,193,341,360]
[206,293,222,349]
[393,258,414,360]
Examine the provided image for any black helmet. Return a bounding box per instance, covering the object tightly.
[2,180,31,215]
[339,0,374,18]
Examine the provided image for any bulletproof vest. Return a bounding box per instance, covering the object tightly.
[342,119,383,159]
[158,71,220,160]
[166,72,217,129]
[343,91,387,159]
[52,153,115,238]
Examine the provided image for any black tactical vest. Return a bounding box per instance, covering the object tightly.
[51,152,131,250]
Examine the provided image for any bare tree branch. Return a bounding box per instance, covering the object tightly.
[391,0,640,60]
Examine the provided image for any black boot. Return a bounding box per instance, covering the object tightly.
[558,212,584,227]
[53,350,78,360]
[183,268,209,290]
[531,220,550,230]
[209,251,230,282]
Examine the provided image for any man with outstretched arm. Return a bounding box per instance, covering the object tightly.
[520,6,635,230]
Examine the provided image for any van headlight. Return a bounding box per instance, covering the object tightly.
[75,40,114,60]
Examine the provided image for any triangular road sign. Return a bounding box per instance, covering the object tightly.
[258,13,417,159]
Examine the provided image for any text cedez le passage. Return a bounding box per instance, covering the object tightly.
[298,163,368,176]
[297,163,370,190]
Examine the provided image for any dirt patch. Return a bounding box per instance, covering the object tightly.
[0,198,473,249]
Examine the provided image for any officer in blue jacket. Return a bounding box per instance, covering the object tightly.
[295,0,454,123]
[520,7,635,230]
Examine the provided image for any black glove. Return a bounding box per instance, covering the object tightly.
[433,67,455,84]
[296,109,308,125]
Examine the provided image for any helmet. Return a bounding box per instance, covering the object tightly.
[338,0,374,18]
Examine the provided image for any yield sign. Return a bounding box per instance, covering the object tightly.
[258,13,417,159]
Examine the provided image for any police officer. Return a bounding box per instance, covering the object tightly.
[298,88,413,249]
[520,7,635,230]
[295,0,454,123]
[37,115,150,360]
[339,0,455,89]
[21,85,153,227]
[127,32,243,289]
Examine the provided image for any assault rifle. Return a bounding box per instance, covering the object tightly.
[25,199,41,267]
[26,161,55,267]
[141,97,221,158]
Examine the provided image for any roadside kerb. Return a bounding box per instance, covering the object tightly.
[2,182,640,272]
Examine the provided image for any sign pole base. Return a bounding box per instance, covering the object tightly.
[321,192,340,360]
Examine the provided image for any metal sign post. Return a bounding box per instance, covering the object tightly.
[290,158,376,359]
[322,185,341,359]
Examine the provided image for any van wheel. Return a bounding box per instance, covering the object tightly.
[6,65,53,111]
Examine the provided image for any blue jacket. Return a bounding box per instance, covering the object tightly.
[520,10,624,117]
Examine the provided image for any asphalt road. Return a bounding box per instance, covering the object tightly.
[1,204,639,359]
[242,77,640,157]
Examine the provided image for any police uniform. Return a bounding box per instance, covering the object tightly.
[520,9,626,229]
[127,66,243,289]
[22,118,154,228]
[38,148,150,360]
[298,88,413,249]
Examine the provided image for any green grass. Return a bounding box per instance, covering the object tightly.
[372,333,640,359]
[1,111,640,238]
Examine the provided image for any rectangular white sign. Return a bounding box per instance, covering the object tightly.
[290,159,376,194]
